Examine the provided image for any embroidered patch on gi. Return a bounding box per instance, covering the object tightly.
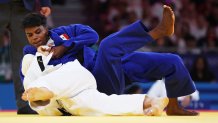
[60,34,69,40]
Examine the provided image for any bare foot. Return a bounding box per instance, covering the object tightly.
[166,105,199,116]
[22,87,54,101]
[166,98,199,116]
[149,5,175,40]
[144,97,169,116]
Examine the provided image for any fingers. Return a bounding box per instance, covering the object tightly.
[47,43,53,47]
[37,46,44,53]
[42,46,52,52]
[37,46,52,56]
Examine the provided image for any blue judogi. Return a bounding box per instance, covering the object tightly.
[20,21,196,98]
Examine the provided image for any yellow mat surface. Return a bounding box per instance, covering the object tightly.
[0,111,217,123]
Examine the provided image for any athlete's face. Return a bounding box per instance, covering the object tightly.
[25,25,48,48]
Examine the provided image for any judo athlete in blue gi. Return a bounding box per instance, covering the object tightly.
[20,5,198,116]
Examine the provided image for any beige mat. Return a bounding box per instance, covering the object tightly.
[0,111,217,123]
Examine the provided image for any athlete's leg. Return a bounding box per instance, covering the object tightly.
[94,5,197,115]
[122,52,198,116]
[122,52,196,98]
[22,87,65,116]
[92,20,154,95]
[122,5,198,115]
[65,89,168,116]
[93,5,175,95]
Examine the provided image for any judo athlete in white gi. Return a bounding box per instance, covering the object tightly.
[21,48,169,116]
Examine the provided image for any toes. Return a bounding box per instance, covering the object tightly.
[144,97,169,116]
[166,107,200,116]
[25,89,36,101]
[22,92,34,101]
[144,107,155,116]
[22,93,28,101]
[163,5,173,12]
[27,92,35,101]
[144,107,161,116]
[192,111,200,116]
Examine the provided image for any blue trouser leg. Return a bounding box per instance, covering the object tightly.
[122,52,196,98]
[92,20,154,95]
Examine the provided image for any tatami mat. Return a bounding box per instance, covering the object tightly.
[0,111,217,123]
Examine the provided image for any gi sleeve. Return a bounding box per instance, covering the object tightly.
[20,45,37,84]
[50,24,99,51]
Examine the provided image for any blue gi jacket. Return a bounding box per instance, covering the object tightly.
[20,24,99,82]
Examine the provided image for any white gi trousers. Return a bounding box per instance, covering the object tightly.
[22,53,146,116]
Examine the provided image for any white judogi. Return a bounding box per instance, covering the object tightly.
[22,52,146,116]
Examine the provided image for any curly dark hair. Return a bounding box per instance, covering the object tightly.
[22,13,47,28]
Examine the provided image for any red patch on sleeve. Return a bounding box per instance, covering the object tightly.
[60,34,70,40]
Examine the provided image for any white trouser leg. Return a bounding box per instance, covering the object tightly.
[62,89,146,116]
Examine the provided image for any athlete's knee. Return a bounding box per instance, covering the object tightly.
[98,40,112,56]
[99,37,123,58]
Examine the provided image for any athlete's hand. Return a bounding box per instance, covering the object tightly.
[40,7,51,17]
[50,45,68,59]
[37,45,51,56]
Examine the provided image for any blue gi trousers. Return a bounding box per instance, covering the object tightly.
[92,20,196,98]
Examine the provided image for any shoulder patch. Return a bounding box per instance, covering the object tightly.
[60,34,69,40]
